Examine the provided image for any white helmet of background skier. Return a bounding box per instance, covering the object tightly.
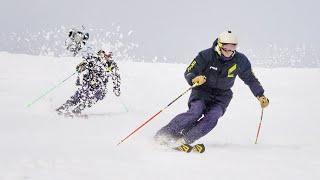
[68,29,89,41]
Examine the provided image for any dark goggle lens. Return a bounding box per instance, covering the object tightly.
[221,43,237,51]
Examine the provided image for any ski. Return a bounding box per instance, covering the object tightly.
[57,111,88,119]
[174,143,205,153]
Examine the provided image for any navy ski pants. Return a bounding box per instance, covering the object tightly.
[156,100,224,144]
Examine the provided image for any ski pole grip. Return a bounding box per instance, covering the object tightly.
[192,82,199,87]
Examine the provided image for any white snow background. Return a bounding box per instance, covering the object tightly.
[0,52,319,180]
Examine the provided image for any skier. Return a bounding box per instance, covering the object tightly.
[155,30,269,150]
[65,28,90,56]
[56,50,121,117]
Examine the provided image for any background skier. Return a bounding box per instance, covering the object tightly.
[155,30,269,149]
[56,50,121,117]
[65,27,90,56]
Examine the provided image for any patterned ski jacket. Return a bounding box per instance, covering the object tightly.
[77,56,121,97]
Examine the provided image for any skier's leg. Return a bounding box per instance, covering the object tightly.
[56,90,82,114]
[177,90,233,144]
[71,88,90,114]
[72,95,89,114]
[155,100,206,140]
[72,85,105,114]
[94,88,106,101]
[182,104,224,144]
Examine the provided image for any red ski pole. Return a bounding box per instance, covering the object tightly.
[254,108,264,144]
[117,83,198,146]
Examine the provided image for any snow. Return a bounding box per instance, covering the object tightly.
[127,31,133,36]
[0,52,319,180]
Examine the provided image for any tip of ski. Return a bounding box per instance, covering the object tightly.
[174,143,205,153]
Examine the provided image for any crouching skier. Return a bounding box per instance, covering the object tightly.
[154,31,269,152]
[56,50,121,117]
[65,27,90,56]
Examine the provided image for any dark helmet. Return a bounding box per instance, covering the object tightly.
[97,50,106,55]
[97,50,106,59]
[97,50,113,60]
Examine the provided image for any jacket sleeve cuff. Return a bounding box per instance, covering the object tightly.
[255,92,264,97]
[185,73,196,86]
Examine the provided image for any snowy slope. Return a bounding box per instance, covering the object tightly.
[0,52,319,180]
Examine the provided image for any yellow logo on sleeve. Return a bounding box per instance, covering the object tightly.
[187,60,197,72]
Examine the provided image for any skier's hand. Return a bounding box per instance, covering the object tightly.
[76,61,87,73]
[114,88,121,96]
[192,75,206,86]
[257,95,269,108]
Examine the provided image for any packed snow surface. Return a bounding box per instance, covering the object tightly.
[0,52,319,180]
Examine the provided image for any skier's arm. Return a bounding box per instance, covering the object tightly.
[76,61,87,73]
[238,55,264,97]
[111,62,121,96]
[184,51,209,86]
[109,62,118,76]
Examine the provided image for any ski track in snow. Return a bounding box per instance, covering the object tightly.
[0,52,319,180]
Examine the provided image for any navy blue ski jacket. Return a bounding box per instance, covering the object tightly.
[184,39,264,110]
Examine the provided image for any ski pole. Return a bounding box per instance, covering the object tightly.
[117,83,199,146]
[26,72,76,107]
[254,108,264,144]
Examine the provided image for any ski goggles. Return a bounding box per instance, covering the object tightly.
[221,43,237,52]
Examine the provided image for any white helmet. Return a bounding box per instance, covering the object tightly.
[218,30,238,44]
